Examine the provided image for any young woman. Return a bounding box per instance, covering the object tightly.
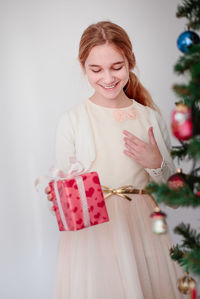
[46,21,187,299]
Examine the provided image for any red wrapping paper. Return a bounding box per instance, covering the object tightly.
[49,171,109,231]
[190,288,197,299]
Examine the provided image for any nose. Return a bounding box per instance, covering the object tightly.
[102,70,115,84]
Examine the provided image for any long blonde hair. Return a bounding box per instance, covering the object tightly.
[78,21,157,110]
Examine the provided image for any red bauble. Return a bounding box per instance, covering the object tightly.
[167,169,185,190]
[171,103,193,140]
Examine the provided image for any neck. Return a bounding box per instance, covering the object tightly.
[89,92,132,109]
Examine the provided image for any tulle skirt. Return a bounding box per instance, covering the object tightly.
[52,194,188,299]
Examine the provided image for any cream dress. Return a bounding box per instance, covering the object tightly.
[52,99,188,299]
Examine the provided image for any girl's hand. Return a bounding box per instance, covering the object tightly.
[123,127,163,169]
[44,186,56,213]
[45,186,53,201]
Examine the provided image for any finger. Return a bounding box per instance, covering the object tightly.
[45,186,51,194]
[123,130,141,142]
[124,141,141,154]
[148,127,157,146]
[47,194,53,201]
[124,136,138,146]
[124,136,145,151]
[123,132,144,146]
[123,149,138,162]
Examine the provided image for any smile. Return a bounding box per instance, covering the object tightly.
[100,82,119,90]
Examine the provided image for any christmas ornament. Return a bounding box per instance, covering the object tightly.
[167,168,186,190]
[150,207,168,234]
[177,30,200,53]
[177,272,196,296]
[171,103,193,140]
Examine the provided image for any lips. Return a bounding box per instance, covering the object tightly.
[100,81,119,90]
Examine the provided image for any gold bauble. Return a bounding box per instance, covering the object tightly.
[177,273,196,294]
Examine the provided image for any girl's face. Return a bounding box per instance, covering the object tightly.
[83,43,130,101]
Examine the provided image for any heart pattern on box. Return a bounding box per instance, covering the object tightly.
[93,175,100,184]
[76,218,82,224]
[89,206,94,212]
[66,180,74,188]
[50,172,109,231]
[97,200,105,208]
[94,212,100,219]
[72,206,78,213]
[86,187,94,197]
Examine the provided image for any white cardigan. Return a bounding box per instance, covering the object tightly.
[55,99,176,184]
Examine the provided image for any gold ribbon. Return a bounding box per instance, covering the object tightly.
[102,185,159,207]
[102,185,147,201]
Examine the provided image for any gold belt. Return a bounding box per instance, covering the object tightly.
[102,185,158,207]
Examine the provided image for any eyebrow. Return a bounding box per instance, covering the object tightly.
[88,61,124,67]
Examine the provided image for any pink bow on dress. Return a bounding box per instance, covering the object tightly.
[113,107,139,122]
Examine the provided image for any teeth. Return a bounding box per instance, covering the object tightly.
[102,82,118,89]
[104,86,115,89]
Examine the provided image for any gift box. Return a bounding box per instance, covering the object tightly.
[49,172,109,231]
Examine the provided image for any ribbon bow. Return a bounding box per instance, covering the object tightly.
[102,185,148,201]
[34,157,85,190]
[48,157,85,180]
[113,107,138,122]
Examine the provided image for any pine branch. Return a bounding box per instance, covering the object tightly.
[173,82,200,102]
[171,145,188,161]
[170,136,200,161]
[187,136,200,159]
[169,245,200,275]
[172,45,200,101]
[191,60,200,80]
[170,244,185,262]
[191,166,200,175]
[176,0,200,30]
[146,182,200,207]
[172,84,191,97]
[174,223,200,249]
[181,249,200,275]
[174,45,200,75]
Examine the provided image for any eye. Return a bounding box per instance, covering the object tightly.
[91,69,101,73]
[91,66,123,73]
[113,66,122,71]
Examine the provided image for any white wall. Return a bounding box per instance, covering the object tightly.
[1,0,199,298]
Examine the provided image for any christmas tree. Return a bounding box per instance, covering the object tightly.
[147,0,200,284]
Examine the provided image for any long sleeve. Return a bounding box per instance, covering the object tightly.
[145,109,176,183]
[55,111,76,172]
